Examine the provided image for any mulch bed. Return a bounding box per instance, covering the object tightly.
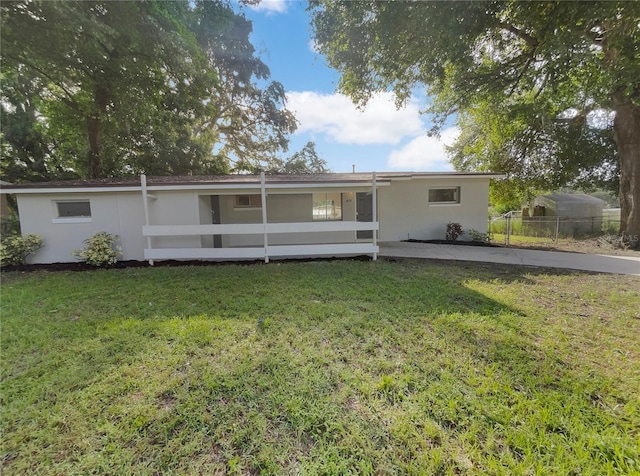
[403,239,502,247]
[1,255,373,273]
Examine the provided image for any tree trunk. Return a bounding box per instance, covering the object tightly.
[613,97,640,247]
[86,85,109,179]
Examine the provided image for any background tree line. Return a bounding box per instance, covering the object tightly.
[1,0,328,184]
[309,0,639,241]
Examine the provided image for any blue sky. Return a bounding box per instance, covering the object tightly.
[243,1,458,173]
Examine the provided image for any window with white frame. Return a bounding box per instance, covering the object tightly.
[312,192,342,220]
[234,194,262,208]
[56,201,92,217]
[428,187,460,204]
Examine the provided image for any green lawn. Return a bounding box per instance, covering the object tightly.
[1,260,639,475]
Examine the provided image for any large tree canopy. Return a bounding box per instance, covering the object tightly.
[310,1,640,241]
[1,0,296,181]
[267,141,330,174]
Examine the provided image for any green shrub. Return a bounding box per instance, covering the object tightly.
[0,234,44,265]
[73,232,122,266]
[445,222,464,241]
[468,228,492,243]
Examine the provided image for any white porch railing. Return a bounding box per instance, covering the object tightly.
[142,221,379,262]
[140,171,379,264]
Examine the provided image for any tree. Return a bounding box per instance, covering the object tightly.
[448,98,619,211]
[1,0,296,180]
[267,141,330,174]
[0,73,76,184]
[309,1,640,242]
[189,1,297,173]
[2,1,214,179]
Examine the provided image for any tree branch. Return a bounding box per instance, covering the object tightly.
[507,53,535,97]
[4,53,80,111]
[497,22,539,49]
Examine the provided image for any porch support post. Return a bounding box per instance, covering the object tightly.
[141,174,154,266]
[260,171,269,263]
[372,171,377,261]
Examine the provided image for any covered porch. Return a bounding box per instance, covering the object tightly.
[140,172,381,264]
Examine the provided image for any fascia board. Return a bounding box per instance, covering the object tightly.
[1,181,391,195]
[0,186,143,194]
[401,174,505,181]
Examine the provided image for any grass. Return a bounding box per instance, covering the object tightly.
[489,216,621,240]
[492,233,554,246]
[490,233,640,256]
[1,259,639,475]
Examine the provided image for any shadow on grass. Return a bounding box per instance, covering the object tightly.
[1,260,636,474]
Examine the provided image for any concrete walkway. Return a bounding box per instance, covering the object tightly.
[378,241,640,276]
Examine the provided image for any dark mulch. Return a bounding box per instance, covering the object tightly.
[1,255,373,273]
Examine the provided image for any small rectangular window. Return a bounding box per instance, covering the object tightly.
[428,187,460,204]
[313,193,342,221]
[57,201,91,217]
[234,194,262,208]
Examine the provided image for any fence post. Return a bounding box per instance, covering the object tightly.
[506,213,511,246]
[554,215,560,244]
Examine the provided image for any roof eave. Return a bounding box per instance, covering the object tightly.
[0,171,504,194]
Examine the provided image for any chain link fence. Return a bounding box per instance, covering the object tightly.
[489,209,621,247]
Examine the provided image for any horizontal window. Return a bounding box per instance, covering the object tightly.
[234,194,262,208]
[313,193,342,221]
[428,187,460,204]
[56,201,91,217]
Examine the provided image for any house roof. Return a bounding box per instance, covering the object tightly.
[0,171,503,193]
[536,193,605,205]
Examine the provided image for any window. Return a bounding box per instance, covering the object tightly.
[52,200,92,223]
[57,201,91,217]
[428,187,460,204]
[234,194,262,208]
[313,193,342,220]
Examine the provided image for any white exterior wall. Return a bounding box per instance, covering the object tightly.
[378,178,490,241]
[16,192,146,264]
[218,193,262,247]
[218,192,358,247]
[145,191,202,250]
[198,195,214,248]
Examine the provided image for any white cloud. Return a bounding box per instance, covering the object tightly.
[286,91,424,145]
[387,127,460,171]
[248,0,288,14]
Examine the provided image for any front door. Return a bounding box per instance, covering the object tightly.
[210,195,222,248]
[356,192,373,239]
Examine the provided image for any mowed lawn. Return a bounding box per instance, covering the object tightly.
[1,259,639,475]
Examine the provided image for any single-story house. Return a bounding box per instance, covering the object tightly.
[0,171,500,264]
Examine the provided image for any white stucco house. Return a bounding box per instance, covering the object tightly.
[0,172,500,264]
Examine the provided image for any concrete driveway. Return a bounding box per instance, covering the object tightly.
[378,241,640,276]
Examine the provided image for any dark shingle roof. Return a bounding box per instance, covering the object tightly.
[1,172,500,190]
